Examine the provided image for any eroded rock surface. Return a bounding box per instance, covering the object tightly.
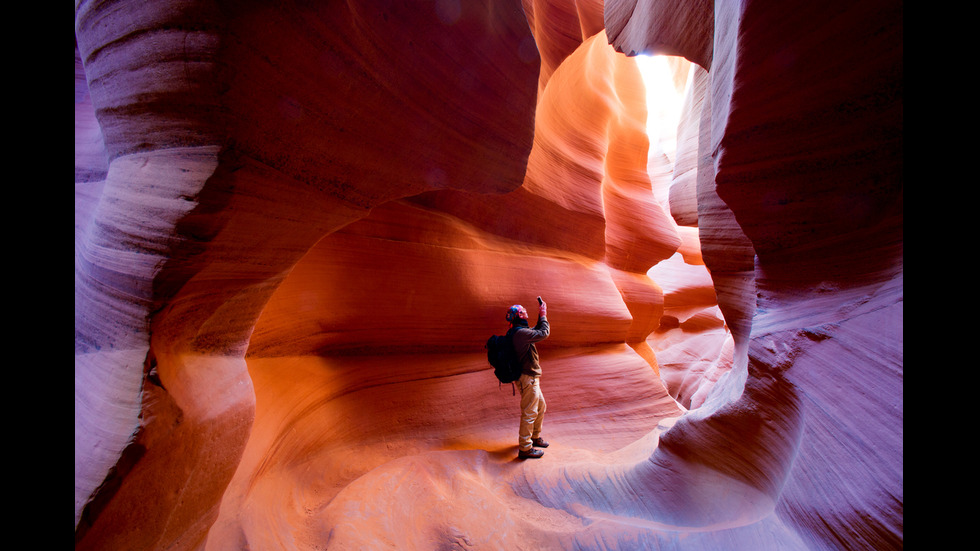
[75,0,902,549]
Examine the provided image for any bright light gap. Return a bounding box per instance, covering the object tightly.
[635,54,688,163]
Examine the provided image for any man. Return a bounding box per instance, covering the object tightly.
[506,297,550,459]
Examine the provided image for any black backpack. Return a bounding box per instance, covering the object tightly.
[486,327,523,389]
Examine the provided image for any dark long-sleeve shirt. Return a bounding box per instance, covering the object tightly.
[511,316,550,377]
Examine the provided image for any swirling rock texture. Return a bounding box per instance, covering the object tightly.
[74,0,902,550]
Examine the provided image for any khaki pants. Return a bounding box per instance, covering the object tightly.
[518,373,546,452]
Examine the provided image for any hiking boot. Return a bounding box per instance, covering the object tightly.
[518,448,544,459]
[531,437,550,448]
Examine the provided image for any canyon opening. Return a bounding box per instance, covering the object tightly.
[75,1,903,550]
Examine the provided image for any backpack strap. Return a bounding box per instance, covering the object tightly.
[506,325,531,363]
[502,326,520,396]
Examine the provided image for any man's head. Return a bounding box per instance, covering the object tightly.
[506,304,528,324]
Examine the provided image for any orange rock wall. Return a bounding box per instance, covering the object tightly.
[75,0,902,549]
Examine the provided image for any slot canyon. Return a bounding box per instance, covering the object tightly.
[74,0,902,549]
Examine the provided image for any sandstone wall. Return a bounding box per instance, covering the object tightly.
[608,0,902,548]
[75,0,902,549]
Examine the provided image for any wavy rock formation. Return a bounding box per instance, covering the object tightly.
[608,0,903,549]
[75,0,902,549]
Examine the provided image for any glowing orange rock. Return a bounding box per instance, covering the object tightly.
[75,0,902,548]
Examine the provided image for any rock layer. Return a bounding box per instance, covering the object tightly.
[611,0,903,549]
[75,0,902,549]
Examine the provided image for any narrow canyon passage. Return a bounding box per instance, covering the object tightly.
[75,1,902,549]
[204,39,731,546]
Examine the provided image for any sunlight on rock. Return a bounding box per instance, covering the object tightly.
[76,1,902,549]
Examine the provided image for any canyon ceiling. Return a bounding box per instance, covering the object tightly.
[75,0,903,549]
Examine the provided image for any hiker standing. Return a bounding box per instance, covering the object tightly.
[506,298,551,459]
